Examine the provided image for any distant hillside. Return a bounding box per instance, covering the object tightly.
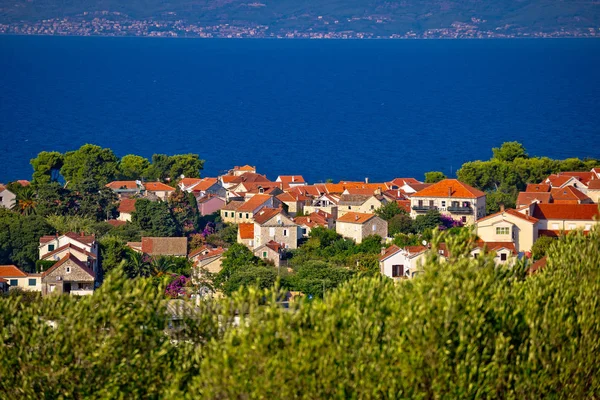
[1,0,599,37]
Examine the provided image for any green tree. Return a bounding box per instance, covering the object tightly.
[169,154,204,180]
[11,187,37,216]
[214,243,260,288]
[355,235,384,254]
[168,189,200,234]
[531,236,555,261]
[223,266,277,295]
[123,250,150,278]
[118,154,150,180]
[485,189,517,215]
[413,209,442,233]
[388,213,414,235]
[30,151,64,186]
[99,236,129,274]
[145,154,173,181]
[132,199,180,237]
[424,171,447,183]
[61,144,119,189]
[374,201,406,221]
[492,141,528,162]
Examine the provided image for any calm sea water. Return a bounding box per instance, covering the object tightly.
[1,37,599,183]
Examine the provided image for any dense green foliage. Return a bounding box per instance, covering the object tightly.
[424,170,446,183]
[2,226,600,397]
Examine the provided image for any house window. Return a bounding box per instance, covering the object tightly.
[9,279,18,287]
[245,213,249,219]
[66,267,71,273]
[48,244,55,251]
[239,213,242,218]
[500,253,507,261]
[461,216,467,223]
[473,253,479,259]
[224,212,228,217]
[429,200,434,208]
[262,251,267,258]
[372,224,376,231]
[348,206,352,210]
[370,204,375,210]
[392,265,404,277]
[28,279,36,286]
[552,223,559,230]
[302,228,307,235]
[269,228,275,237]
[283,229,288,237]
[496,227,510,235]
[418,200,423,207]
[441,201,446,207]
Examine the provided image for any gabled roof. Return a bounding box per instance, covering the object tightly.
[141,237,187,256]
[42,253,94,279]
[294,211,329,228]
[379,244,427,261]
[41,243,97,260]
[556,171,595,185]
[196,194,224,205]
[344,188,381,196]
[230,173,270,185]
[118,198,137,213]
[265,240,282,253]
[544,174,582,188]
[388,178,422,187]
[379,245,401,261]
[179,177,202,187]
[551,186,591,203]
[411,179,485,198]
[338,194,374,206]
[526,184,551,192]
[197,247,226,262]
[106,181,140,190]
[17,180,30,186]
[107,220,127,227]
[528,256,547,275]
[473,241,517,255]
[396,200,411,214]
[235,165,256,172]
[190,178,218,191]
[336,212,378,224]
[188,245,209,258]
[144,182,175,192]
[238,223,255,239]
[39,232,96,246]
[588,179,600,190]
[532,204,600,221]
[476,208,539,224]
[253,207,288,225]
[237,194,272,213]
[516,192,552,206]
[222,200,244,211]
[276,175,305,184]
[0,265,28,278]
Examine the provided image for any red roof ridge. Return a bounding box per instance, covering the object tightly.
[42,253,94,279]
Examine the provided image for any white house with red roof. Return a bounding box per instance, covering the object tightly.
[336,212,387,244]
[276,175,306,189]
[0,265,41,292]
[475,207,539,253]
[410,179,487,224]
[470,241,517,265]
[39,232,99,275]
[0,184,16,209]
[379,245,428,279]
[118,198,137,221]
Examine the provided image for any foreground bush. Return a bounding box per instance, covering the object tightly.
[1,226,599,398]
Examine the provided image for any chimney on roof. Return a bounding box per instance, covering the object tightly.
[355,215,359,221]
[365,177,369,184]
[375,188,382,195]
[500,203,505,212]
[381,247,386,255]
[292,176,295,182]
[448,186,452,197]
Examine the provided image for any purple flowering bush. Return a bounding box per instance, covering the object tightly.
[165,274,190,298]
[439,214,464,231]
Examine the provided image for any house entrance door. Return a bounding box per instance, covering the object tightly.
[63,282,72,294]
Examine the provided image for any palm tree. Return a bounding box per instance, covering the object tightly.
[12,187,37,216]
[125,250,150,278]
[149,256,176,277]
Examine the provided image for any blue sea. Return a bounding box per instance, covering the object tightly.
[1,37,599,184]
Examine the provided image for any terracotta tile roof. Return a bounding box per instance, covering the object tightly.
[197,247,225,262]
[235,165,256,172]
[234,173,271,184]
[107,220,127,227]
[42,253,95,279]
[118,198,137,214]
[544,174,576,188]
[238,223,255,239]
[405,245,428,255]
[183,177,219,191]
[41,243,97,260]
[188,246,209,258]
[289,185,322,197]
[295,212,329,228]
[222,200,244,211]
[388,178,421,187]
[106,181,140,190]
[253,207,286,225]
[526,184,551,192]
[277,175,306,184]
[338,194,374,205]
[382,190,406,201]
[179,177,202,187]
[551,187,591,203]
[473,241,517,255]
[588,179,600,190]
[412,179,485,198]
[344,188,381,196]
[532,204,600,220]
[476,208,539,224]
[396,200,412,214]
[516,192,552,206]
[221,175,240,183]
[141,237,188,256]
[16,180,30,186]
[528,256,547,275]
[557,171,595,185]
[379,245,401,261]
[65,232,96,245]
[277,192,298,202]
[144,182,175,192]
[405,183,433,193]
[265,240,282,253]
[0,265,28,278]
[336,212,377,224]
[237,194,272,213]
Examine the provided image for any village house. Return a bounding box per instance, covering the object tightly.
[178,177,226,198]
[379,245,428,279]
[0,184,16,209]
[237,223,255,248]
[0,265,41,292]
[410,179,486,224]
[470,241,518,265]
[337,194,387,217]
[550,186,593,204]
[220,200,245,223]
[230,165,257,176]
[193,247,226,274]
[127,237,188,257]
[254,241,285,267]
[303,193,340,219]
[295,210,333,237]
[221,194,278,224]
[117,198,136,221]
[531,203,600,237]
[196,194,226,216]
[105,180,145,198]
[221,172,271,191]
[276,175,306,189]
[516,191,553,208]
[39,232,99,275]
[276,191,310,216]
[253,208,300,249]
[41,253,95,296]
[144,182,175,201]
[475,207,540,253]
[241,183,284,197]
[336,212,388,244]
[587,179,600,203]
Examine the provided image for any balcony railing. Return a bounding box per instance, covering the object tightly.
[412,205,437,212]
[447,206,473,214]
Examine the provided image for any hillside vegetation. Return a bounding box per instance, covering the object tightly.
[2,225,600,398]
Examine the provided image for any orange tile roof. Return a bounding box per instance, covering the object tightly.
[388,178,421,187]
[277,175,306,183]
[477,208,539,224]
[141,237,188,256]
[589,179,600,190]
[188,245,209,258]
[197,247,226,262]
[551,186,591,203]
[473,241,517,254]
[107,220,127,227]
[41,243,97,260]
[544,174,575,188]
[238,223,255,239]
[405,245,428,255]
[532,204,600,221]
[106,181,139,190]
[192,178,219,191]
[42,253,95,279]
[144,182,175,192]
[336,212,377,224]
[557,171,595,185]
[16,180,30,186]
[253,207,286,225]
[235,165,256,171]
[411,179,485,198]
[179,177,202,187]
[40,232,96,246]
[118,198,137,213]
[516,192,552,206]
[526,184,551,192]
[295,212,329,228]
[265,240,282,253]
[379,245,401,261]
[528,256,547,275]
[345,188,380,196]
[0,265,28,278]
[237,194,272,213]
[396,200,411,213]
[276,192,297,202]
